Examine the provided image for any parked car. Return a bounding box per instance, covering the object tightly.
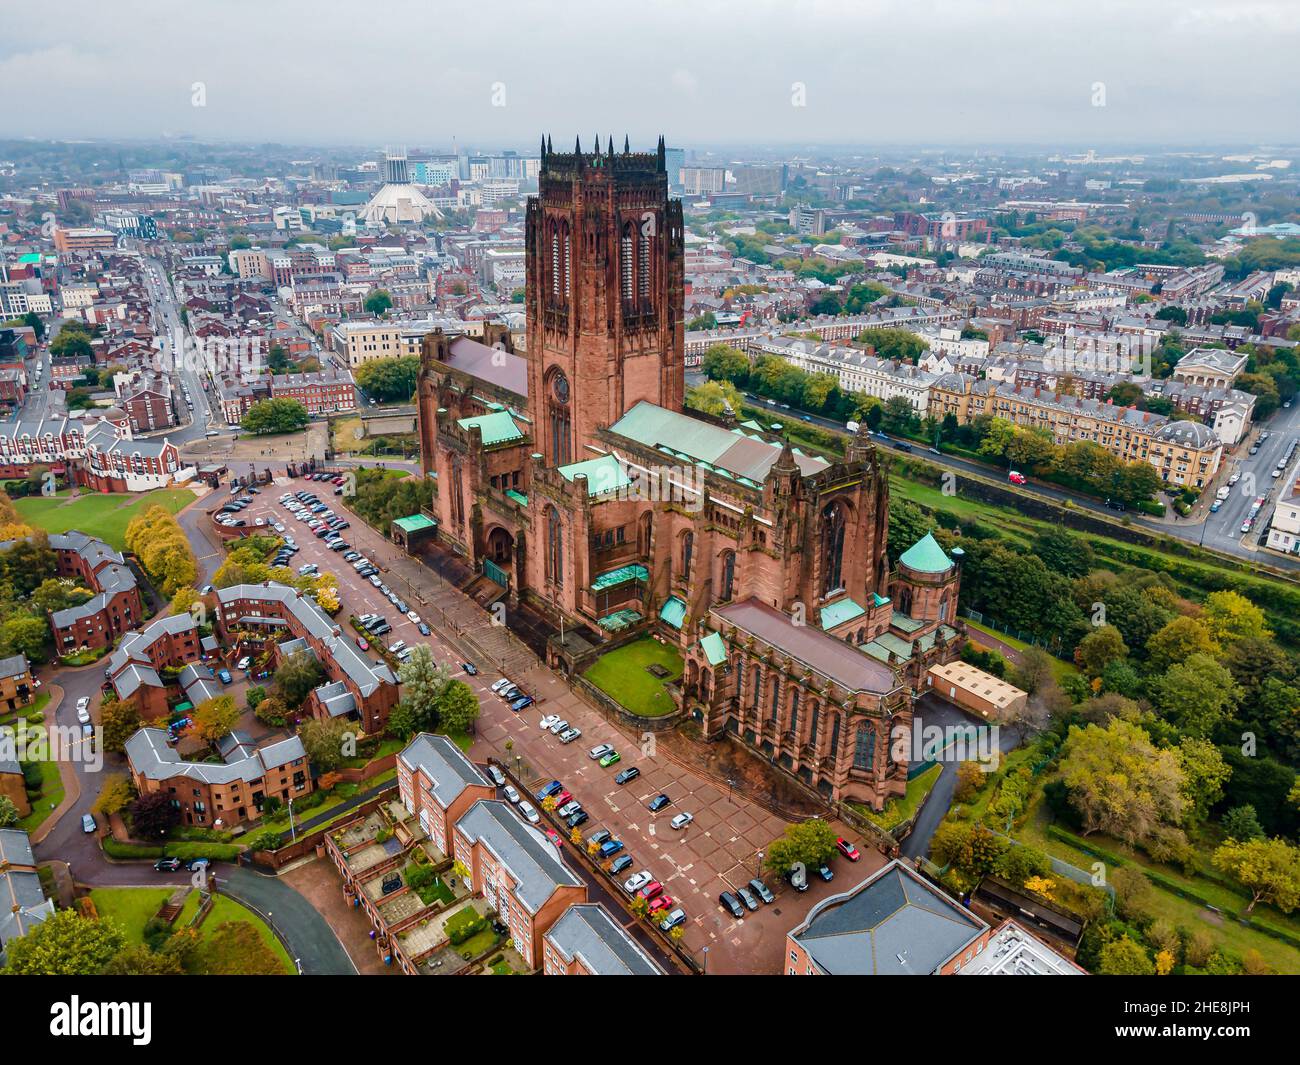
[547,718,570,735]
[614,767,640,785]
[638,880,663,901]
[558,727,581,743]
[648,793,672,812]
[588,743,615,760]
[503,784,520,804]
[749,877,775,903]
[184,858,210,873]
[153,857,182,872]
[609,854,634,874]
[537,780,563,799]
[719,891,745,918]
[552,790,572,809]
[519,801,540,825]
[836,837,861,862]
[487,764,506,786]
[623,870,653,894]
[787,864,809,892]
[355,637,369,651]
[587,829,612,847]
[565,809,589,828]
[509,695,534,711]
[649,894,675,913]
[598,751,621,768]
[81,813,97,834]
[217,668,232,684]
[556,801,581,818]
[599,839,625,859]
[815,864,834,882]
[736,886,759,911]
[670,812,694,830]
[659,908,686,931]
[461,662,478,675]
[418,623,432,636]
[538,714,561,731]
[544,829,563,848]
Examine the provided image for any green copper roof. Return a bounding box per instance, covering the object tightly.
[457,411,524,447]
[659,595,686,629]
[393,514,436,532]
[557,454,633,497]
[609,400,828,483]
[820,597,866,631]
[898,532,953,574]
[591,563,648,591]
[700,631,728,667]
[872,592,891,607]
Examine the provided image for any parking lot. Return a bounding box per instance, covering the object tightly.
[235,473,878,974]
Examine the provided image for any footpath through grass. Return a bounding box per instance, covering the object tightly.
[582,636,684,717]
[14,488,194,550]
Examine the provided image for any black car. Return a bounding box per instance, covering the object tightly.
[153,857,182,873]
[614,767,640,785]
[647,793,671,812]
[609,854,634,874]
[719,891,745,919]
[566,810,589,828]
[462,662,478,675]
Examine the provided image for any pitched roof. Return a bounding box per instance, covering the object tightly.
[398,733,489,809]
[454,799,583,913]
[898,532,953,574]
[545,903,664,975]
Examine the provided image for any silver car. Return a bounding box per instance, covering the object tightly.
[623,870,653,894]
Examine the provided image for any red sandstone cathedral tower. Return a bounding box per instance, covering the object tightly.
[525,135,685,466]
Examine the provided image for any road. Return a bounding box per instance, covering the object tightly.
[687,370,1300,571]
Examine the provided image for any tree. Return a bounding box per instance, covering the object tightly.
[880,395,919,435]
[355,356,420,402]
[1074,624,1127,677]
[700,343,751,384]
[93,773,135,816]
[859,327,928,364]
[129,791,181,838]
[1,909,126,975]
[397,645,452,733]
[193,694,240,743]
[1222,804,1265,842]
[1058,719,1186,846]
[0,795,17,827]
[364,289,393,317]
[1212,837,1300,913]
[1145,616,1218,673]
[1176,738,1230,826]
[1098,935,1156,975]
[274,648,327,709]
[434,679,480,736]
[764,818,838,874]
[1110,865,1154,919]
[1202,590,1271,645]
[1031,527,1094,579]
[102,944,184,976]
[685,380,744,417]
[1010,646,1056,697]
[98,695,141,754]
[1150,653,1240,739]
[301,717,352,773]
[242,397,309,435]
[196,921,288,975]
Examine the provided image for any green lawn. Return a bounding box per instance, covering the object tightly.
[91,887,295,974]
[14,717,65,834]
[582,636,684,717]
[14,488,195,550]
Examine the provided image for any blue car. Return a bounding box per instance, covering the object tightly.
[599,839,625,859]
[536,780,563,801]
[217,669,232,684]
[509,695,534,712]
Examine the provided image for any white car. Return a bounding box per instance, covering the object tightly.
[623,870,653,894]
[670,812,694,830]
[548,719,569,735]
[406,610,421,624]
[519,801,540,824]
[76,703,92,726]
[538,714,561,731]
[272,522,285,532]
[254,518,265,526]
[504,784,520,804]
[236,656,251,670]
[487,764,506,786]
[491,678,513,694]
[588,744,615,760]
[557,801,582,818]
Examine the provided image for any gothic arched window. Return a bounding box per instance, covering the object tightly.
[620,222,635,304]
[821,501,847,596]
[681,531,693,581]
[638,225,651,306]
[546,505,564,586]
[720,550,735,602]
[853,724,876,771]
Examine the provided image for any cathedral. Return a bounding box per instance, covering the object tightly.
[416,136,964,809]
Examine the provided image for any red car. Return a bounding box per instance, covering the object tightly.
[545,829,562,848]
[355,637,369,651]
[552,790,572,808]
[836,837,861,861]
[1008,470,1027,486]
[648,894,675,913]
[638,880,663,901]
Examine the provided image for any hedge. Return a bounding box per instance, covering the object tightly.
[102,839,244,862]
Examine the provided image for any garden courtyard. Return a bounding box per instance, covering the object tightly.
[581,636,684,717]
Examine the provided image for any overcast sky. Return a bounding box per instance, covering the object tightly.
[3,0,1297,150]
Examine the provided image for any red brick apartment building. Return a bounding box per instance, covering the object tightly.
[125,728,312,828]
[452,799,587,969]
[43,531,144,652]
[214,582,399,733]
[106,613,207,720]
[395,733,496,856]
[270,368,358,415]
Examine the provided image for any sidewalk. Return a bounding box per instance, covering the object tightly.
[29,684,82,846]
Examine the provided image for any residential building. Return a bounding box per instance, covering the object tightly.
[542,902,665,975]
[0,830,53,962]
[0,653,35,717]
[395,733,496,857]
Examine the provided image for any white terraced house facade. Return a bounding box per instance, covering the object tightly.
[756,337,937,413]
